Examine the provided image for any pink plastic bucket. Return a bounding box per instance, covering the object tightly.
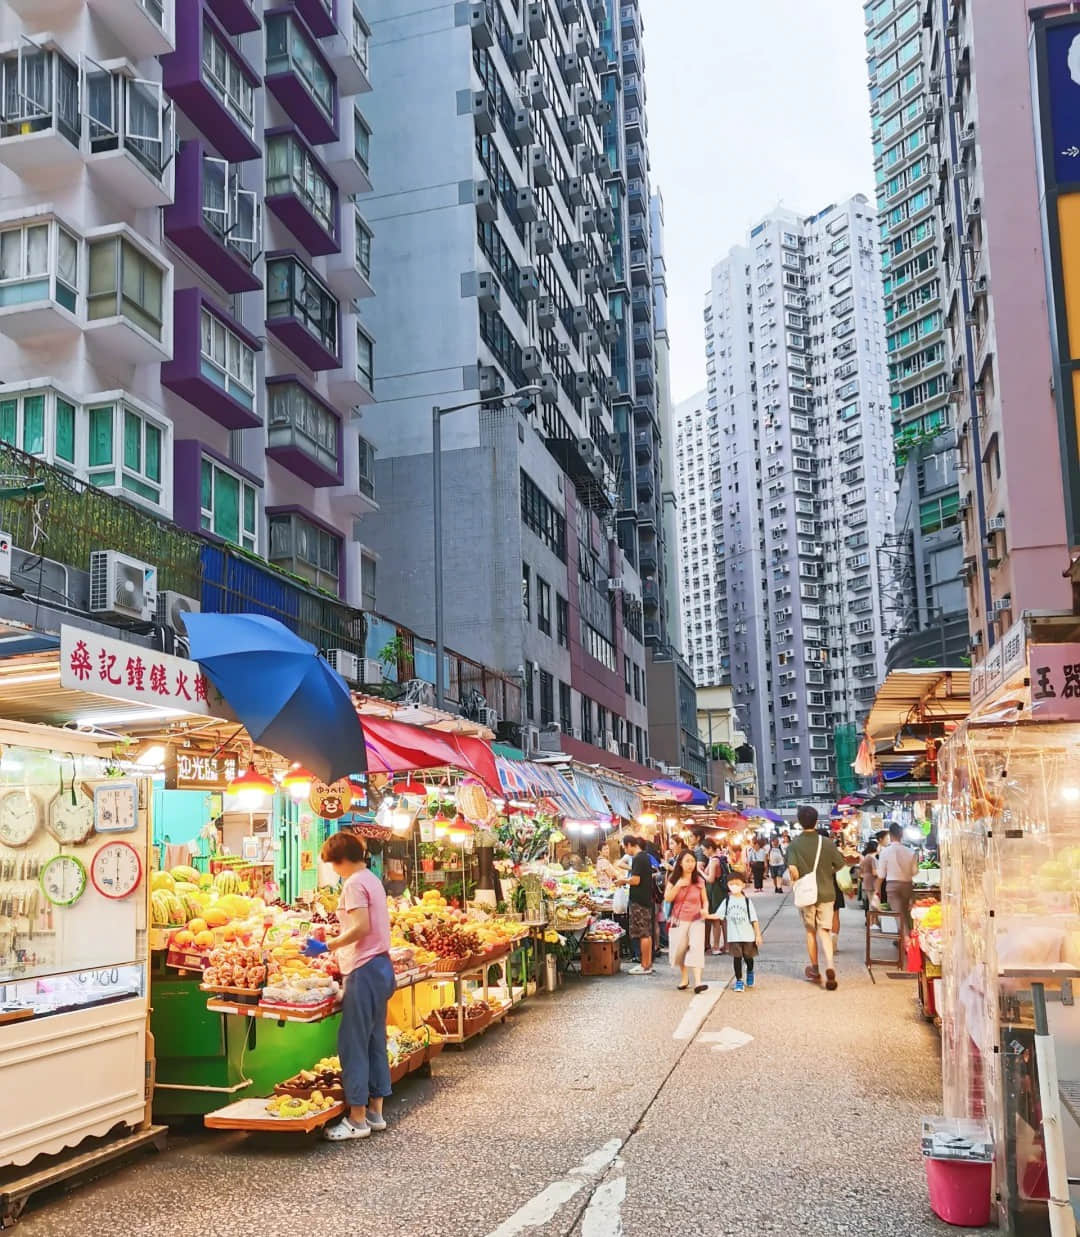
[926,1157,993,1227]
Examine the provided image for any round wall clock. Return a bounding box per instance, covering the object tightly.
[0,789,40,848]
[90,841,142,900]
[40,853,88,907]
[46,790,95,846]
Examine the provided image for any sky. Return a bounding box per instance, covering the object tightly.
[640,0,876,404]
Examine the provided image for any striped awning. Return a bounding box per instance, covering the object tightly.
[494,756,603,821]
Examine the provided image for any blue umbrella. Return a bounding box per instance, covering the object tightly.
[184,612,366,783]
[741,806,784,825]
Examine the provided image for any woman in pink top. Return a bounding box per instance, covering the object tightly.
[319,832,394,1142]
[664,850,709,994]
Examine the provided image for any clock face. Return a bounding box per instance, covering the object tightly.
[94,782,137,833]
[0,789,40,848]
[40,853,88,907]
[46,790,95,846]
[90,841,142,900]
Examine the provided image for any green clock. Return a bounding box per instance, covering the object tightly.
[40,853,88,907]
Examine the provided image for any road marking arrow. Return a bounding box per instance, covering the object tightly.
[699,1026,754,1052]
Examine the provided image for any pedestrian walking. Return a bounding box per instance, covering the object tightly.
[875,822,919,953]
[616,835,655,975]
[664,849,709,993]
[859,839,879,911]
[767,836,786,892]
[310,832,395,1141]
[749,839,769,890]
[702,838,726,954]
[714,872,762,992]
[786,805,848,991]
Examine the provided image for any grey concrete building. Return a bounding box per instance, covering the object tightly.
[685,200,896,805]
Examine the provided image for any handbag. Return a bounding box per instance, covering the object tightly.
[793,836,823,908]
[612,886,629,915]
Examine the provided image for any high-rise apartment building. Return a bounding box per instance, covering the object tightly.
[0,0,379,647]
[865,0,968,666]
[683,200,895,804]
[922,1,1072,652]
[357,0,654,772]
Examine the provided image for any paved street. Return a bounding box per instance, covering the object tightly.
[18,896,977,1237]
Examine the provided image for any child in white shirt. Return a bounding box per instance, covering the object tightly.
[714,874,763,991]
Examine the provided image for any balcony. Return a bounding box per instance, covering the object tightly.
[327,313,375,407]
[634,428,652,461]
[164,142,261,293]
[321,100,372,194]
[636,466,653,500]
[626,141,645,179]
[629,248,650,285]
[266,127,339,256]
[631,284,652,322]
[325,204,374,300]
[85,0,176,57]
[84,228,173,365]
[632,322,653,359]
[0,43,83,177]
[624,73,641,110]
[266,375,343,487]
[622,39,640,76]
[204,0,259,33]
[265,252,340,370]
[641,577,659,608]
[624,107,644,145]
[638,544,657,574]
[85,66,175,208]
[620,4,642,39]
[294,0,338,38]
[0,216,82,341]
[323,0,372,97]
[627,177,647,215]
[161,1,261,163]
[265,8,339,146]
[161,288,262,431]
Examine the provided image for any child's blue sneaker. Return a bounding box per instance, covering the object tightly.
[733,979,745,992]
[746,972,755,988]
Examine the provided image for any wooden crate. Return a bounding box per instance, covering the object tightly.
[581,938,620,976]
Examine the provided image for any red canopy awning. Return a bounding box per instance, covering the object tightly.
[361,716,499,790]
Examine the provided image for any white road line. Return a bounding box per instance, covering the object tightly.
[580,1175,626,1237]
[485,1139,624,1237]
[671,987,721,1040]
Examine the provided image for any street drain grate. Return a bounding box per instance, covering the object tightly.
[885,972,918,980]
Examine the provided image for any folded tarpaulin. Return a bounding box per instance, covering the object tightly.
[363,716,499,790]
[494,757,603,821]
[592,775,641,822]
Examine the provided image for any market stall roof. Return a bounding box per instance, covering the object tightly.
[649,777,711,806]
[866,667,971,767]
[360,716,499,789]
[493,756,603,822]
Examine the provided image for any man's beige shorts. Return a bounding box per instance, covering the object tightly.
[800,901,833,933]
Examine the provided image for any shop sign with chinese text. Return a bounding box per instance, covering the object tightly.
[166,751,238,790]
[1029,643,1080,719]
[60,626,232,718]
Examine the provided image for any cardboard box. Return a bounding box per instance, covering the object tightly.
[581,938,620,976]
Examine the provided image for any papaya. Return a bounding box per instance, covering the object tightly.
[173,929,195,947]
[151,871,176,893]
[203,908,230,929]
[194,930,215,948]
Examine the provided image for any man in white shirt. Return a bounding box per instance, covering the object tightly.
[875,823,919,948]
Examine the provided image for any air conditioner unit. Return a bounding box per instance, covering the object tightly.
[538,723,563,752]
[512,108,533,147]
[89,550,157,623]
[360,658,384,686]
[987,515,1006,533]
[474,177,498,222]
[521,724,540,754]
[969,632,983,650]
[607,738,621,756]
[516,186,539,223]
[537,295,556,329]
[992,596,1012,615]
[480,706,499,729]
[526,0,546,37]
[476,271,500,312]
[509,31,531,71]
[326,648,362,684]
[468,3,493,47]
[522,345,543,378]
[479,364,505,396]
[530,145,554,186]
[533,218,554,254]
[974,275,988,295]
[562,113,583,143]
[470,91,495,134]
[155,590,200,637]
[578,437,598,463]
[607,577,624,592]
[0,531,11,582]
[402,678,436,706]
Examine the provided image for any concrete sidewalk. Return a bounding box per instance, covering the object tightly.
[15,894,978,1236]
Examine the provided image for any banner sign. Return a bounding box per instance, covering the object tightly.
[1029,643,1080,719]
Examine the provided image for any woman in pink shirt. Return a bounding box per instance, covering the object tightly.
[319,831,394,1141]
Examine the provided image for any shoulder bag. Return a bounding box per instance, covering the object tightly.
[793,836,823,908]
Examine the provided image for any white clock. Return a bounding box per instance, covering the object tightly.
[90,841,142,900]
[94,782,137,833]
[46,790,95,846]
[40,853,88,907]
[0,789,40,848]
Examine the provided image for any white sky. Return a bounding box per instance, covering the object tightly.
[641,0,875,403]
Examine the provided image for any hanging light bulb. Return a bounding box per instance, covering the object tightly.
[448,815,474,845]
[281,763,315,801]
[390,809,414,835]
[228,761,276,808]
[433,816,450,838]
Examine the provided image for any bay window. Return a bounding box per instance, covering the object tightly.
[267,379,340,477]
[355,323,373,390]
[353,107,370,171]
[87,400,167,510]
[0,44,80,145]
[268,510,341,595]
[0,387,76,467]
[200,306,256,410]
[201,17,255,139]
[266,12,335,123]
[266,255,338,354]
[87,236,165,340]
[0,220,78,313]
[201,456,257,551]
[354,212,371,278]
[266,131,336,240]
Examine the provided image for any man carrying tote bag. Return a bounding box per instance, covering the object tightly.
[786,805,848,990]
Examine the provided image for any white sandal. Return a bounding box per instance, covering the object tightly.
[323,1117,371,1141]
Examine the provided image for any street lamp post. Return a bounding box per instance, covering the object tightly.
[433,385,541,709]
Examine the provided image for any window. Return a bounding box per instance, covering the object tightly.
[0,46,80,146]
[353,107,370,171]
[201,154,259,266]
[354,323,373,390]
[624,655,631,691]
[556,594,569,647]
[266,255,338,354]
[539,670,554,725]
[522,563,530,621]
[354,211,372,278]
[559,681,572,734]
[87,236,165,340]
[201,17,255,137]
[268,511,341,594]
[200,307,256,411]
[201,456,257,551]
[266,131,336,240]
[0,220,77,313]
[520,471,567,560]
[580,694,592,745]
[523,661,533,720]
[266,14,334,123]
[86,400,167,510]
[267,379,340,475]
[537,576,551,635]
[633,663,640,701]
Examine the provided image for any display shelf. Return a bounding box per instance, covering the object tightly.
[206,998,341,1024]
[0,1007,33,1026]
[203,1097,344,1133]
[440,998,512,1045]
[394,966,435,990]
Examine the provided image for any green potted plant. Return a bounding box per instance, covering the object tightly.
[418,842,440,873]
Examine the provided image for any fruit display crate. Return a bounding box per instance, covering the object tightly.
[435,998,512,1046]
[206,997,341,1024]
[204,1097,345,1133]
